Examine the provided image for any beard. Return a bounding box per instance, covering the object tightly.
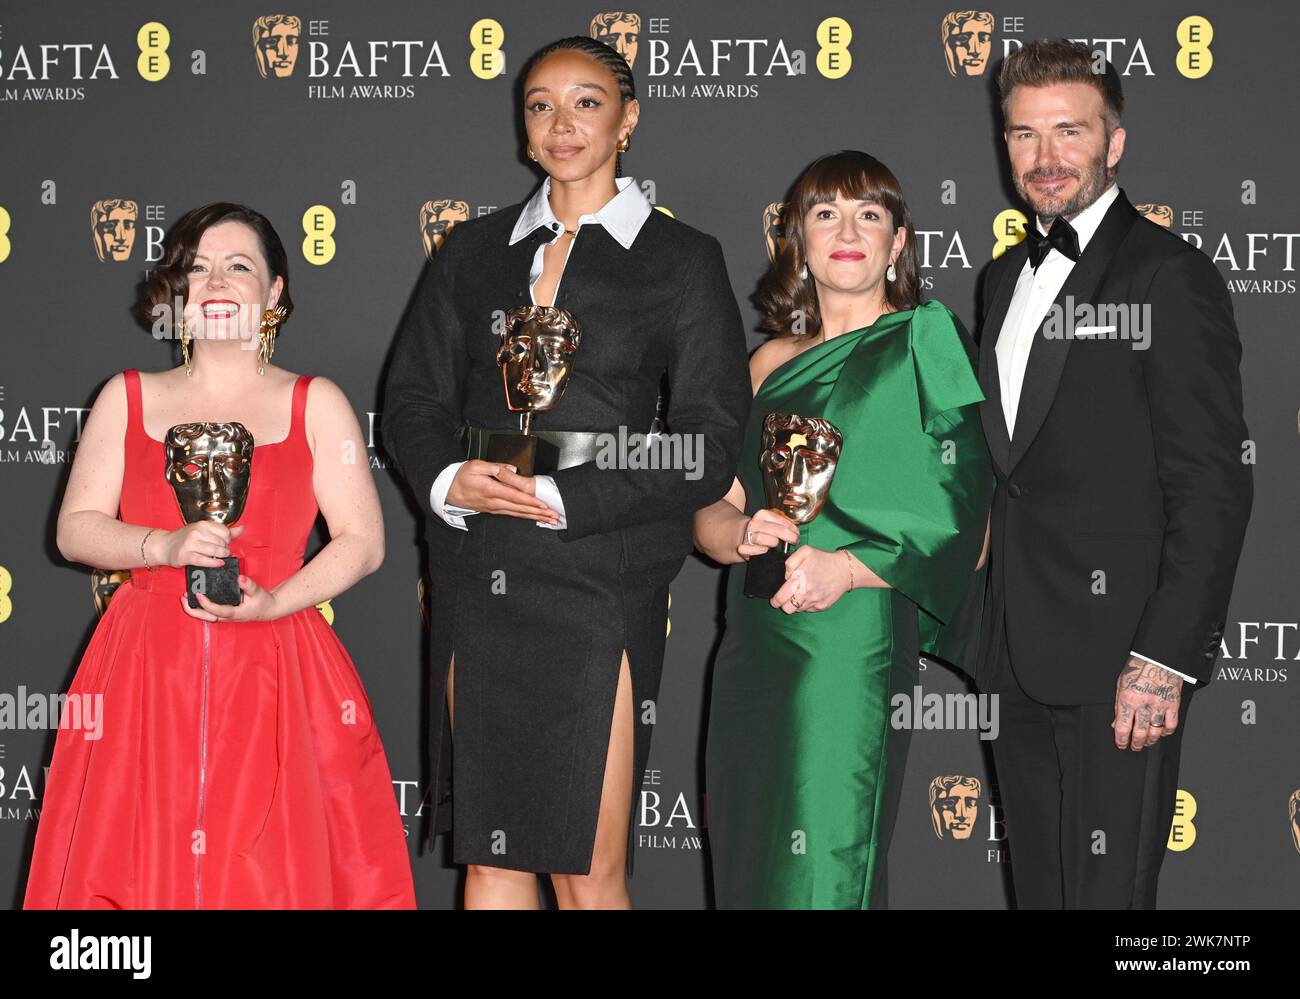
[1015,143,1113,225]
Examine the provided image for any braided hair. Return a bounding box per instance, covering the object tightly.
[520,36,636,177]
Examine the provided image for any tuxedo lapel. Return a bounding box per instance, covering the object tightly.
[978,245,1023,477]
[1007,189,1140,470]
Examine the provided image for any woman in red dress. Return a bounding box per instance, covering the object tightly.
[24,203,415,909]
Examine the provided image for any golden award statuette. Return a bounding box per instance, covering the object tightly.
[744,412,844,600]
[485,304,582,475]
[165,422,254,607]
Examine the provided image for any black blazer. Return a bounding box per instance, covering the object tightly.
[382,196,752,571]
[976,188,1252,702]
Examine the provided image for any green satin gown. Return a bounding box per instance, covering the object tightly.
[705,300,992,909]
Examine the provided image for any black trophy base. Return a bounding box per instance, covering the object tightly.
[485,432,560,476]
[744,545,791,599]
[186,557,242,608]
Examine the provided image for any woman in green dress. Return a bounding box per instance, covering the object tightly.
[696,151,992,908]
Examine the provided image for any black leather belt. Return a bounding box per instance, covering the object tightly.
[463,423,608,471]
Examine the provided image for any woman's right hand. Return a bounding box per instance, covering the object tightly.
[446,460,560,524]
[153,521,246,568]
[737,508,800,560]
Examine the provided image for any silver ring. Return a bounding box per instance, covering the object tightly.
[745,530,755,545]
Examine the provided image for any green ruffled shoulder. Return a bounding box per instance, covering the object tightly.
[908,299,985,435]
[813,298,992,634]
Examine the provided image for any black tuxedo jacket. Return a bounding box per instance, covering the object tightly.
[382,198,751,571]
[976,188,1252,702]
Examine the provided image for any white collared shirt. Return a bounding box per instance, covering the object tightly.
[429,175,654,531]
[996,183,1118,433]
[992,182,1196,685]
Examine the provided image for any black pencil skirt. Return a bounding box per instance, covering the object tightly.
[424,506,679,876]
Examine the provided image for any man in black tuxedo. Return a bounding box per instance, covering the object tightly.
[975,40,1252,908]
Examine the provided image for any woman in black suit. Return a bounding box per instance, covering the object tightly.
[384,36,750,908]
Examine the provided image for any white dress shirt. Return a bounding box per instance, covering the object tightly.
[994,183,1196,685]
[429,174,655,532]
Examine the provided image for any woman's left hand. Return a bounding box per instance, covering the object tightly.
[770,546,852,614]
[179,574,283,623]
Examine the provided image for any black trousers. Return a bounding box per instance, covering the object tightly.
[979,608,1193,909]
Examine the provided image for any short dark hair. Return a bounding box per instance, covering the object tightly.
[756,150,921,341]
[998,39,1124,133]
[137,202,293,331]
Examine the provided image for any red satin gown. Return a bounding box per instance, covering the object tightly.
[23,367,416,908]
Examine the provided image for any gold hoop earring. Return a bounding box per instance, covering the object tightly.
[616,133,631,153]
[258,306,287,375]
[179,317,192,377]
[527,146,537,162]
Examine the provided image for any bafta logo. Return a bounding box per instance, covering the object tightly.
[165,422,255,607]
[941,10,994,77]
[90,198,138,262]
[590,11,641,68]
[253,14,301,78]
[763,202,787,264]
[930,775,982,840]
[90,568,131,617]
[744,413,843,600]
[419,199,470,261]
[1136,203,1174,228]
[485,304,583,475]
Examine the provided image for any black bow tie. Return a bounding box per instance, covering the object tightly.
[1024,215,1080,271]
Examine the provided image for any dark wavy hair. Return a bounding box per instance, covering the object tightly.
[756,151,921,341]
[518,36,636,178]
[137,202,293,333]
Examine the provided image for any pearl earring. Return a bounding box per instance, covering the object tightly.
[886,262,897,282]
[799,264,808,280]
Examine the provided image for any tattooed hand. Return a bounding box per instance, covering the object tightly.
[1113,656,1183,752]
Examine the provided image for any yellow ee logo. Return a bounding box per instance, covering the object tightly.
[816,17,852,79]
[137,22,171,81]
[316,599,334,625]
[992,208,1028,259]
[666,590,671,638]
[470,19,505,79]
[0,566,12,623]
[1167,788,1196,851]
[0,205,10,263]
[302,205,336,265]
[1176,16,1213,79]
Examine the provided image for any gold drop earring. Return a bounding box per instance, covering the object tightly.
[617,132,631,153]
[179,316,193,377]
[258,306,287,375]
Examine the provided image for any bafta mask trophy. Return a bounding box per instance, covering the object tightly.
[165,422,255,607]
[744,412,844,599]
[485,304,583,475]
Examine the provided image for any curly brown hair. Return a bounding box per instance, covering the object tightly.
[756,151,921,341]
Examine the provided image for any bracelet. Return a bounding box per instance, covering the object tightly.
[842,549,854,591]
[141,527,158,572]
